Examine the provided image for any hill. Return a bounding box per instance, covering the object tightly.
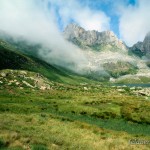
[0,39,98,84]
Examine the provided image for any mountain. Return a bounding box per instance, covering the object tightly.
[143,32,150,57]
[0,24,149,83]
[0,30,41,57]
[0,39,97,84]
[64,24,139,79]
[129,41,145,57]
[130,32,150,58]
[64,23,127,52]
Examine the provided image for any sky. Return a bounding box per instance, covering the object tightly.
[0,0,149,46]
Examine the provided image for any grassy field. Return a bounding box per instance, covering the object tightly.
[0,83,150,150]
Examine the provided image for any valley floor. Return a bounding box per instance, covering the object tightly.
[0,83,150,150]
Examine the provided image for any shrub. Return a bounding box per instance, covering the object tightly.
[0,139,6,148]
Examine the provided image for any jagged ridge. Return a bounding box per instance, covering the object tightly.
[64,23,127,51]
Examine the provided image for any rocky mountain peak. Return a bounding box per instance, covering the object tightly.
[143,32,150,56]
[103,30,116,38]
[130,31,150,58]
[145,32,150,38]
[64,23,126,51]
[144,32,150,44]
[64,23,85,39]
[65,23,85,31]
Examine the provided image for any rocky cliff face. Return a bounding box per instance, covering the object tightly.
[64,24,127,51]
[130,42,145,57]
[143,32,150,57]
[130,32,150,58]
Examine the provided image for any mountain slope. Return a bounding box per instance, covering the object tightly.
[0,39,97,84]
[64,24,140,79]
[0,25,149,83]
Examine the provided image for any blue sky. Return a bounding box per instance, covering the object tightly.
[81,0,137,36]
[50,0,137,37]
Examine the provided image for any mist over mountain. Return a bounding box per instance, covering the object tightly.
[0,0,88,74]
[1,23,149,82]
[63,24,139,77]
[0,0,150,83]
[0,6,150,82]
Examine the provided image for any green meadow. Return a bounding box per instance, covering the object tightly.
[0,83,150,150]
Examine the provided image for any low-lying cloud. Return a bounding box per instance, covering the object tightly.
[0,0,89,72]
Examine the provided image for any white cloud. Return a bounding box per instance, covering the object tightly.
[48,0,110,31]
[69,8,110,32]
[119,0,150,46]
[0,0,88,72]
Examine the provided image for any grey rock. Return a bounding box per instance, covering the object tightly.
[130,32,150,58]
[64,24,126,50]
[143,32,150,57]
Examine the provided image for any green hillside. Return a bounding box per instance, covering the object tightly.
[0,40,97,84]
[103,61,138,78]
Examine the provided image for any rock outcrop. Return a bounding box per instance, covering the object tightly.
[130,42,145,57]
[64,24,127,51]
[143,32,150,57]
[0,69,53,90]
[130,32,150,58]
